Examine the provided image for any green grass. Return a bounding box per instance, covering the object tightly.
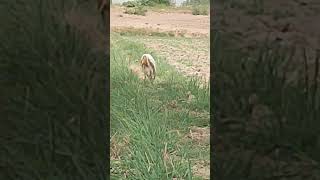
[113,27,178,37]
[110,33,209,179]
[122,0,170,7]
[148,4,193,13]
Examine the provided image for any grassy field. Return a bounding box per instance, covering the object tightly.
[110,32,210,179]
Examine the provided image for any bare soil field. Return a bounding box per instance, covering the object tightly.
[111,6,210,37]
[111,6,210,82]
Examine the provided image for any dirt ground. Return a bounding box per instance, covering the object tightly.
[111,6,210,83]
[111,6,210,37]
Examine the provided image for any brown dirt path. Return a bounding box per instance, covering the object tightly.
[111,6,209,37]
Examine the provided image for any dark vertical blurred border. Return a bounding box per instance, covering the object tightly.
[106,0,111,178]
[103,0,111,178]
[210,0,320,179]
[209,0,214,180]
[0,0,109,179]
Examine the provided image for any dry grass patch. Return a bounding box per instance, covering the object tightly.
[187,126,210,145]
[111,135,131,160]
[128,64,145,80]
[192,160,210,179]
[111,27,194,37]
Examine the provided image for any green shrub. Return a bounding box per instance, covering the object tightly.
[182,0,209,6]
[124,0,170,7]
[123,1,138,7]
[124,6,147,16]
[192,6,200,15]
[192,5,208,15]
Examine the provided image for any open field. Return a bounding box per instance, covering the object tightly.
[110,33,210,179]
[111,5,210,82]
[110,4,210,179]
[121,34,210,83]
